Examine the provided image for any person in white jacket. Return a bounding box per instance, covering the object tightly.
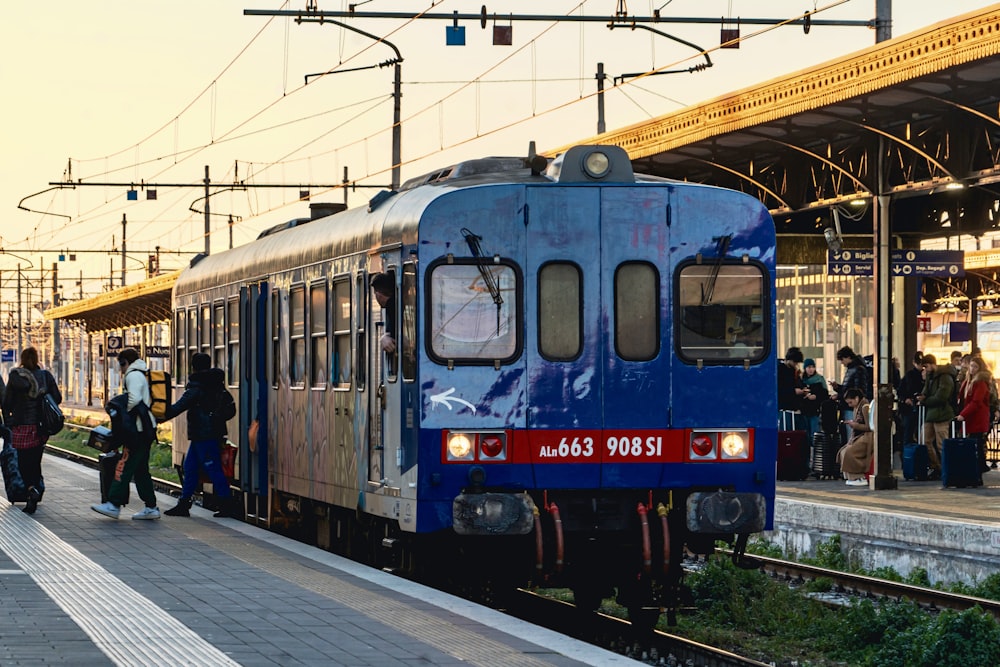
[91,347,161,520]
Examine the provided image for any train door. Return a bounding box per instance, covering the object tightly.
[599,187,672,487]
[524,186,671,487]
[524,187,603,487]
[368,265,401,490]
[240,281,270,524]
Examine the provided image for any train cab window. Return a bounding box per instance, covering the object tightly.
[676,262,767,364]
[427,261,520,364]
[213,302,226,376]
[539,262,582,361]
[401,263,417,381]
[227,298,239,386]
[175,310,187,386]
[200,305,211,355]
[310,282,328,388]
[615,262,659,361]
[290,285,306,388]
[270,292,280,388]
[333,278,351,388]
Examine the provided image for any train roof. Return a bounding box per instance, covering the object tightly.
[172,145,679,297]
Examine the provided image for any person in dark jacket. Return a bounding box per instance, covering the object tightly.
[897,351,925,446]
[916,353,956,480]
[778,346,807,428]
[2,347,60,514]
[829,345,870,444]
[162,352,235,518]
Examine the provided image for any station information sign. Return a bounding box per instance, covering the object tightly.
[827,249,964,277]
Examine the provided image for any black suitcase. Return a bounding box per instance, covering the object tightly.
[810,431,841,479]
[777,411,809,481]
[98,450,130,504]
[819,399,840,435]
[941,421,982,488]
[1,425,28,503]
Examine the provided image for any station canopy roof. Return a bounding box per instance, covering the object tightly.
[44,270,179,333]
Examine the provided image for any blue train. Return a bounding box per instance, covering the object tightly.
[171,144,776,627]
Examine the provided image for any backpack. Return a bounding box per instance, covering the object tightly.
[145,369,171,421]
[206,386,236,433]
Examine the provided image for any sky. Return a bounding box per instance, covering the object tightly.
[1,0,995,307]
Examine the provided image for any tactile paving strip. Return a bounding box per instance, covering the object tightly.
[0,505,241,667]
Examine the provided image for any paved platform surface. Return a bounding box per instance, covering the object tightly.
[0,455,638,667]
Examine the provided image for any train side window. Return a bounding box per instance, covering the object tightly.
[675,262,767,365]
[310,281,328,388]
[538,262,582,361]
[270,291,280,388]
[175,310,187,385]
[401,263,417,381]
[427,261,520,364]
[227,298,239,386]
[333,278,351,388]
[355,273,366,390]
[213,302,226,376]
[615,262,660,361]
[200,304,211,356]
[187,307,198,376]
[290,285,306,388]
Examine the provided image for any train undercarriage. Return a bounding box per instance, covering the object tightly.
[257,486,760,632]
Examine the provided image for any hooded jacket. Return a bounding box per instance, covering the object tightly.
[164,367,228,441]
[122,359,155,432]
[921,364,956,424]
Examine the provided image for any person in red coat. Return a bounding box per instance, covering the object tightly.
[955,356,992,474]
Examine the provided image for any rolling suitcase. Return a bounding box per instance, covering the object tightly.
[810,431,841,479]
[903,406,929,481]
[1,425,28,503]
[941,421,983,488]
[777,411,809,481]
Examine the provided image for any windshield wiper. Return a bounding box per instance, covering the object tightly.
[700,234,732,306]
[462,228,504,335]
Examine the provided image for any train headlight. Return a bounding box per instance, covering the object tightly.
[720,432,748,459]
[582,150,611,178]
[447,433,474,460]
[690,434,715,459]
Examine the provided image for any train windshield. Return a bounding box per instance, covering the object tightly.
[428,262,519,363]
[676,263,767,364]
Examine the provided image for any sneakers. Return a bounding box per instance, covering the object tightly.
[91,501,121,519]
[845,478,868,487]
[132,506,161,520]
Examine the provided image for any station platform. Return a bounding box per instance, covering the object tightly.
[771,469,1000,586]
[0,456,638,667]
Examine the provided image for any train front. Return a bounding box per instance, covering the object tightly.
[413,145,776,625]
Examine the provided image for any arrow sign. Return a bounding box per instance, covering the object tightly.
[827,249,964,277]
[429,387,477,414]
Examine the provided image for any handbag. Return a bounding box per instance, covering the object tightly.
[40,392,64,436]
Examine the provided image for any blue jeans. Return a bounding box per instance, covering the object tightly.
[180,439,231,499]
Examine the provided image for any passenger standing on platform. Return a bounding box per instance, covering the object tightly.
[799,358,829,440]
[955,356,992,475]
[777,347,807,428]
[898,351,925,446]
[2,347,61,514]
[837,388,873,486]
[91,348,161,520]
[162,352,236,518]
[916,353,956,481]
